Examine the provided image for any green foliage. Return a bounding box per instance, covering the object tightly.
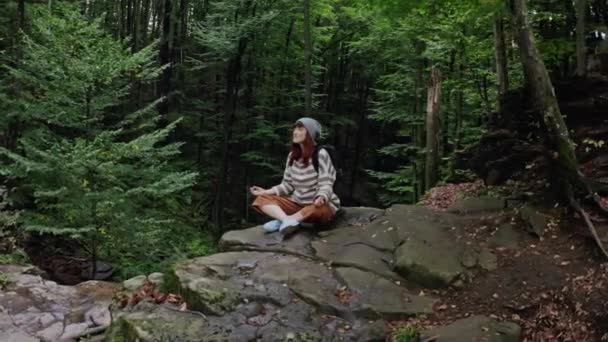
[351,0,499,201]
[0,4,198,277]
[0,0,590,277]
[367,167,417,205]
[0,273,10,290]
[0,250,28,265]
[392,324,421,342]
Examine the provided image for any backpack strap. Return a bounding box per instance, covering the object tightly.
[312,145,322,173]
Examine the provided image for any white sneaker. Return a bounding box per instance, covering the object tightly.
[279,219,300,237]
[262,220,281,233]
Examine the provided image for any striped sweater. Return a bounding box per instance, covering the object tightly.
[271,149,341,212]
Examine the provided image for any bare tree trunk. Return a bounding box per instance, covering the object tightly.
[133,0,141,50]
[303,0,313,114]
[213,1,251,232]
[493,15,509,98]
[349,84,369,201]
[508,0,608,257]
[157,0,174,125]
[414,40,426,196]
[277,18,295,108]
[425,67,441,190]
[508,0,578,180]
[576,0,587,77]
[141,0,150,43]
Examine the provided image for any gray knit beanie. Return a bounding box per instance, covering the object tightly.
[295,117,322,144]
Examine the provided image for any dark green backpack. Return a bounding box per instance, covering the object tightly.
[312,144,342,177]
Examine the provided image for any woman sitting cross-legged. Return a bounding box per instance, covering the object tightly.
[249,117,341,237]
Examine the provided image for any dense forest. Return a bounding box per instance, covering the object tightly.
[2,0,608,280]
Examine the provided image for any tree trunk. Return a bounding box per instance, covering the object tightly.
[141,0,150,43]
[425,67,441,191]
[212,1,251,232]
[509,0,608,259]
[414,40,426,196]
[508,0,579,184]
[576,0,587,77]
[277,18,295,108]
[493,15,509,99]
[157,0,173,125]
[303,0,313,114]
[349,85,369,201]
[133,0,141,50]
[17,0,25,33]
[126,0,133,38]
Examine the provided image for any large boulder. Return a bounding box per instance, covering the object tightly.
[221,205,476,289]
[105,303,253,341]
[0,264,118,341]
[163,250,436,341]
[106,203,519,341]
[423,315,521,342]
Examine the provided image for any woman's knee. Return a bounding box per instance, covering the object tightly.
[302,205,335,224]
[252,194,278,207]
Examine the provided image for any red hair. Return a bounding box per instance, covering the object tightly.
[289,122,315,167]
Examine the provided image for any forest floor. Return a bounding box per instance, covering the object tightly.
[392,181,608,341]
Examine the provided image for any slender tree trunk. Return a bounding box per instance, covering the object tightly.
[133,0,141,50]
[413,40,426,196]
[5,0,26,151]
[277,18,295,108]
[158,0,173,124]
[349,85,369,201]
[213,1,251,232]
[493,15,509,99]
[509,0,608,259]
[17,0,25,33]
[507,0,586,193]
[425,67,442,190]
[576,0,587,77]
[454,87,464,146]
[141,0,150,43]
[150,0,157,37]
[303,0,313,114]
[126,0,133,38]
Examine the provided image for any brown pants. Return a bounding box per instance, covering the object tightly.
[252,195,335,225]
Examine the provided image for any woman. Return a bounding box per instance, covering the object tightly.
[250,117,341,236]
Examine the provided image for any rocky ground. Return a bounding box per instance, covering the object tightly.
[1,184,607,341]
[0,264,118,341]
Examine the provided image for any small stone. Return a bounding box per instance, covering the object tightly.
[452,279,465,288]
[36,321,64,341]
[478,249,498,271]
[85,305,111,327]
[60,322,91,340]
[39,313,56,327]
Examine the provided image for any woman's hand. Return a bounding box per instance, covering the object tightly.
[250,186,268,196]
[313,196,326,207]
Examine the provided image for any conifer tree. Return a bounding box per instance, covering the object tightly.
[0,4,197,276]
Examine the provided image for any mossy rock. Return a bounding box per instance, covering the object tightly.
[166,264,240,315]
[105,304,234,341]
